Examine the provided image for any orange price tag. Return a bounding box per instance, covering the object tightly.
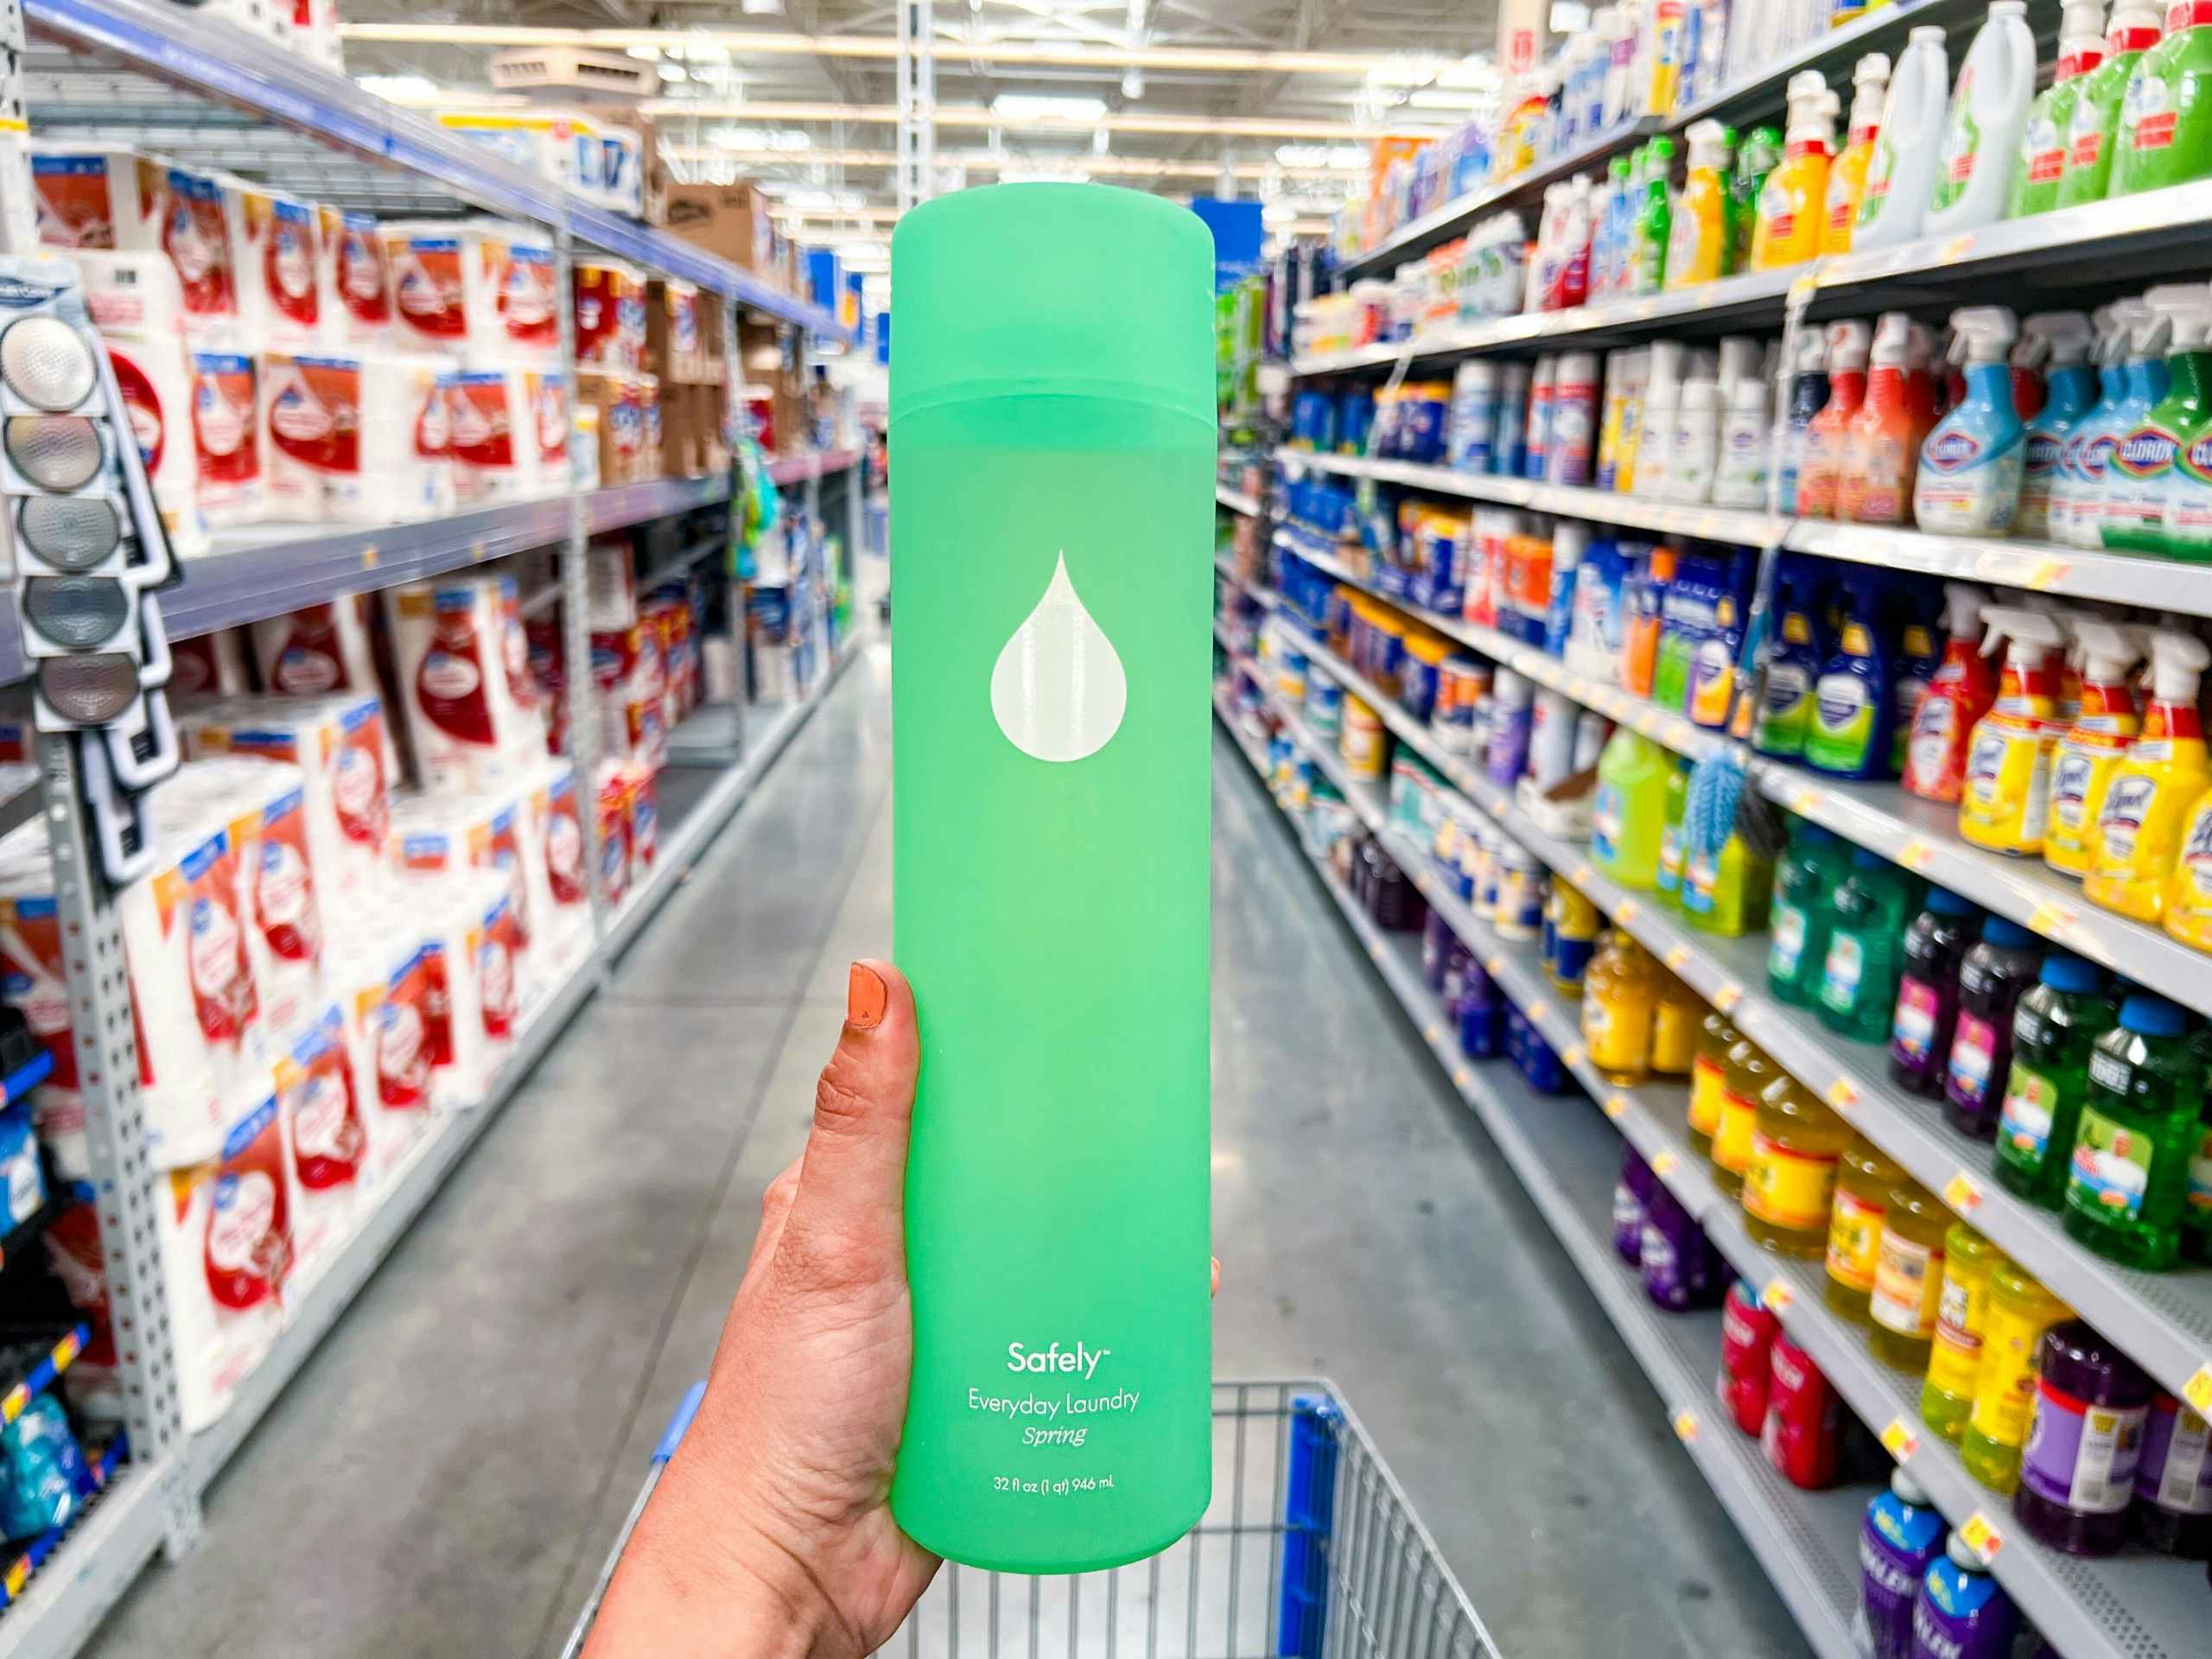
[1674,1408,1700,1442]
[1940,233,1976,265]
[2025,557,2071,592]
[1573,863,1595,886]
[1485,955,1507,976]
[1650,1151,1679,1177]
[1424,1022,1442,1045]
[359,545,380,569]
[1880,1418,1921,1461]
[2184,1365,2212,1418]
[1959,1511,2004,1564]
[1899,840,1934,873]
[1370,942,1387,963]
[1714,983,1745,1014]
[1826,1078,1859,1112]
[1604,1094,1630,1120]
[1761,1279,1795,1315]
[1943,1170,1986,1215]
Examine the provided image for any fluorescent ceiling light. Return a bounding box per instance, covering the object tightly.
[1404,89,1491,110]
[645,99,1423,141]
[1001,165,1092,184]
[665,143,1364,181]
[991,94,1108,124]
[1262,202,1296,225]
[355,73,438,101]
[1274,143,1370,169]
[775,186,868,212]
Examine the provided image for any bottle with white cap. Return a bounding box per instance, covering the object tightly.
[1914,308,2025,537]
[1634,340,1688,499]
[1713,372,1772,508]
[1853,26,1952,251]
[1925,1,2041,237]
[2016,311,2099,540]
[2146,283,2212,557]
[2101,286,2196,551]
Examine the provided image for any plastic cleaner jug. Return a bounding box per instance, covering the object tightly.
[1904,582,1997,804]
[1840,314,1935,524]
[2149,285,2212,557]
[2064,993,2204,1270]
[1798,321,1871,520]
[1994,953,2118,1207]
[2047,619,2145,877]
[2015,312,2099,539]
[1825,53,1892,254]
[1915,308,2024,537]
[2102,285,2199,551]
[888,185,1211,1571]
[2057,5,2165,207]
[1926,1,2039,236]
[1593,728,1672,889]
[1752,72,1836,270]
[1728,125,1784,274]
[2086,627,2211,921]
[1960,605,2066,855]
[2009,3,2110,218]
[1667,120,1733,289]
[1853,26,1952,251]
[2112,2,2212,199]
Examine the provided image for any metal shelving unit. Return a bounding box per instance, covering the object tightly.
[1214,483,1262,518]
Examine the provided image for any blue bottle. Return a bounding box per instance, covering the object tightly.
[1859,1470,1945,1659]
[1757,557,1827,760]
[2018,314,2098,541]
[1890,578,1944,779]
[1803,571,1894,779]
[1778,330,1832,517]
[1912,1534,2018,1659]
[1915,309,2028,537]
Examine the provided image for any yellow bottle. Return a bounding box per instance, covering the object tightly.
[1548,878,1601,998]
[1650,974,1701,1077]
[1751,73,1835,273]
[2044,620,2144,879]
[2089,629,2212,923]
[1743,1072,1848,1258]
[1961,607,2067,856]
[1686,1011,1738,1158]
[1960,1260,2071,1494]
[1921,1225,2003,1446]
[1663,120,1732,290]
[1712,1034,1779,1199]
[1867,1175,1948,1373]
[1581,931,1659,1085]
[1822,54,1891,256]
[1824,1133,1904,1322]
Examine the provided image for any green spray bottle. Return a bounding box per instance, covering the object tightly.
[889,184,1213,1571]
[2008,3,2109,218]
[1634,137,1678,297]
[2056,5,2165,207]
[2064,993,2206,1270]
[2113,3,2212,198]
[2149,285,2212,559]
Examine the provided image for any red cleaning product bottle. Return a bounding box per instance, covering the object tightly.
[1799,321,1871,520]
[1904,583,1998,805]
[1840,314,1935,527]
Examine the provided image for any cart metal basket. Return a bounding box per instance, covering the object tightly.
[563,1379,1500,1659]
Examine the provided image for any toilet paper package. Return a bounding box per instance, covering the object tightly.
[261,350,455,524]
[364,876,507,1110]
[31,147,164,251]
[586,538,639,629]
[78,253,208,555]
[573,257,646,372]
[327,936,427,1190]
[575,372,646,485]
[385,220,561,365]
[528,370,572,494]
[317,207,393,346]
[157,1090,290,1431]
[250,597,378,702]
[386,577,545,794]
[170,628,251,702]
[590,621,666,772]
[389,791,531,976]
[271,1000,362,1305]
[526,760,592,979]
[446,365,572,503]
[160,168,244,342]
[189,349,264,527]
[647,277,707,382]
[230,186,321,349]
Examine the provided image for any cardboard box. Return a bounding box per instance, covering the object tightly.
[576,371,649,485]
[660,181,773,273]
[646,277,711,385]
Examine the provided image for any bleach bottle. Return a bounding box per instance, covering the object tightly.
[1914,308,2024,537]
[2150,285,2212,558]
[2016,311,2099,540]
[2101,289,2188,552]
[1853,26,1951,252]
[2058,300,2151,549]
[1927,2,2039,237]
[2058,5,2165,208]
[2009,3,2109,218]
[2112,2,2212,199]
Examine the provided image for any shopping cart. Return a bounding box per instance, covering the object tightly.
[563,1380,1501,1659]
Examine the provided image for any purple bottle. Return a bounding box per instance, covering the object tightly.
[1860,1470,1945,1659]
[1911,1535,2018,1659]
[2016,1319,2154,1556]
[1640,1182,1722,1312]
[1421,909,1458,992]
[2133,1394,2212,1558]
[1888,889,1978,1099]
[1943,918,2044,1140]
[1614,1147,1651,1266]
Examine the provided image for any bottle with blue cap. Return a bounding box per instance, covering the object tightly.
[2064,992,2207,1270]
[1993,953,2118,1208]
[1857,1468,1945,1659]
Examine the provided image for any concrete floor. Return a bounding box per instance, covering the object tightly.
[84,643,1806,1657]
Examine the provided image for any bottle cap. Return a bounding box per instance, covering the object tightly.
[2041,952,2103,994]
[1891,1468,1930,1507]
[891,182,1213,425]
[2120,993,2187,1038]
[1945,1535,1988,1573]
[1980,918,2035,950]
[1926,887,1976,918]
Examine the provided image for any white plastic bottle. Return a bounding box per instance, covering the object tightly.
[1449,360,1501,474]
[1669,378,1723,503]
[1853,27,1952,253]
[1923,1,2040,238]
[1560,176,1594,308]
[1634,340,1688,499]
[1549,349,1603,487]
[1713,372,1772,507]
[1495,360,1533,476]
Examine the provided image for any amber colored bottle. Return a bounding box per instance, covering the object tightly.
[1650,974,1702,1077]
[1868,1176,1949,1373]
[1687,1012,1738,1159]
[1744,1072,1849,1257]
[1824,1133,1904,1322]
[1712,1034,1779,1199]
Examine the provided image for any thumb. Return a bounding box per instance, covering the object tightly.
[779,960,920,1290]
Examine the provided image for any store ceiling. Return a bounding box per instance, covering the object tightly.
[339,0,1511,256]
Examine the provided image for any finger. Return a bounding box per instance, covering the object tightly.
[1211,1256,1221,1299]
[779,960,920,1288]
[741,1161,801,1284]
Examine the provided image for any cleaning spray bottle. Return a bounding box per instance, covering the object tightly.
[2086,628,2211,921]
[1805,569,1896,779]
[1926,1,2040,237]
[1961,605,2067,855]
[1728,125,1784,274]
[1904,583,1997,804]
[2057,4,2164,208]
[2009,3,2110,218]
[1799,321,1871,521]
[1752,72,1836,271]
[2046,619,2145,877]
[2060,299,2152,549]
[2158,699,2212,952]
[1778,327,1832,516]
[1635,136,1678,295]
[1825,53,1892,254]
[2149,284,2212,559]
[2012,315,2056,423]
[1667,120,1733,289]
[1757,556,1827,760]
[1840,315,1934,525]
[1853,26,1952,251]
[2017,312,2100,540]
[2101,289,2189,552]
[1915,308,2026,537]
[2112,2,2212,200]
[1891,582,1946,779]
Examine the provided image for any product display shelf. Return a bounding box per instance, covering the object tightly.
[633,534,729,601]
[766,449,863,487]
[1212,556,1277,611]
[1212,692,1866,1659]
[1270,608,2212,1425]
[0,1325,88,1429]
[1214,484,1262,518]
[20,0,848,338]
[0,1444,161,1654]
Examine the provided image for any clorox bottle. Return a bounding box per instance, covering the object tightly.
[1961,606,2066,856]
[2009,3,2109,218]
[1925,1,2040,238]
[2046,619,2145,879]
[2150,285,2212,558]
[2101,287,2192,552]
[2087,628,2211,922]
[2016,312,2099,540]
[2111,1,2212,199]
[2058,5,2165,207]
[1915,308,2024,537]
[2057,300,2152,550]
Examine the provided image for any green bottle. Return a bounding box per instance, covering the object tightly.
[1769,822,1848,1008]
[1635,137,1677,297]
[2190,1027,2212,1264]
[2007,3,2107,218]
[2063,994,2205,1271]
[1818,849,1919,1044]
[2056,6,2164,208]
[2111,6,2212,199]
[1993,955,2118,1208]
[889,183,1212,1572]
[2147,292,2212,560]
[1655,755,1691,910]
[1592,728,1671,891]
[1728,126,1783,276]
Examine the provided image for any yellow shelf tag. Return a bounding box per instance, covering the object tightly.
[1424,1022,1442,1044]
[1959,1511,2003,1564]
[1899,840,1934,873]
[1616,899,1641,924]
[1452,1065,1473,1090]
[1563,1044,1587,1069]
[1761,1279,1795,1315]
[1650,1151,1679,1177]
[1674,1408,1700,1442]
[1826,1078,1859,1113]
[2184,1365,2212,1418]
[1714,983,1745,1014]
[1942,1170,1986,1215]
[1485,955,1507,976]
[1604,1094,1630,1120]
[1665,944,1691,972]
[1880,1418,1921,1462]
[2025,557,2071,592]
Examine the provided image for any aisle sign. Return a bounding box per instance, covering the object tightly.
[1190,197,1264,292]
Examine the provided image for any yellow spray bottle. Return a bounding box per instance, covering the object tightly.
[2045,619,2145,878]
[1752,73,1838,273]
[1824,53,1893,255]
[1960,606,2067,856]
[2086,629,2212,923]
[1665,120,1733,290]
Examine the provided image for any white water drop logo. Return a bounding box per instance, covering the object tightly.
[989,555,1128,764]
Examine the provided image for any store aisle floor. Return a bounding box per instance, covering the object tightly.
[87,645,1801,1658]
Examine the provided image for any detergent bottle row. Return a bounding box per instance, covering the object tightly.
[2008,2,2109,219]
[1960,605,2067,856]
[1915,308,2026,537]
[1823,53,1891,256]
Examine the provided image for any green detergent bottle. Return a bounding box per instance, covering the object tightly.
[1656,754,1691,910]
[1592,728,1670,890]
[1729,127,1783,276]
[2056,5,2165,207]
[1819,849,1920,1043]
[1770,822,1849,1007]
[1993,954,2117,1209]
[2152,286,2212,559]
[2011,3,2110,217]
[1682,823,1773,938]
[1635,137,1678,296]
[2063,994,2206,1271]
[889,183,1213,1572]
[2112,3,2212,199]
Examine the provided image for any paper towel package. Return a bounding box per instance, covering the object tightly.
[326,935,426,1189]
[317,207,392,346]
[162,168,244,342]
[388,791,532,968]
[250,597,378,702]
[573,257,646,372]
[386,578,544,795]
[529,369,573,494]
[157,1092,290,1432]
[76,251,208,552]
[262,350,455,524]
[586,539,638,629]
[231,186,321,349]
[272,1000,362,1304]
[364,879,502,1110]
[31,147,164,251]
[526,760,592,979]
[593,762,633,912]
[571,404,602,492]
[170,629,251,702]
[190,349,264,526]
[591,621,667,772]
[647,277,708,383]
[638,374,663,481]
[385,220,560,365]
[445,365,531,505]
